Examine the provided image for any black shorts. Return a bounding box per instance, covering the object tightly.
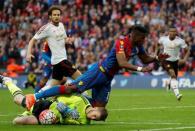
[162,60,178,76]
[52,60,77,80]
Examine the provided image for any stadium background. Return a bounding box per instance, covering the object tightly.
[0,0,195,130]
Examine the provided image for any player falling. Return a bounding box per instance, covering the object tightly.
[155,26,190,101]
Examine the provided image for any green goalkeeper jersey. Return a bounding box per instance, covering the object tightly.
[49,94,91,125]
[20,94,90,125]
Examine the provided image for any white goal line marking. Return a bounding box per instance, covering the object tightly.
[135,126,195,131]
[105,121,183,125]
[110,105,195,111]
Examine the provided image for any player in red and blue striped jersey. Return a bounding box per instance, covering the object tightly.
[25,25,169,112]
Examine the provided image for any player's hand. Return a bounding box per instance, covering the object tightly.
[56,102,79,120]
[66,36,75,44]
[25,94,36,111]
[156,53,170,61]
[178,59,185,65]
[141,66,153,72]
[68,108,80,120]
[26,53,35,63]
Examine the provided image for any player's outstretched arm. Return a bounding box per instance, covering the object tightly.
[116,53,139,71]
[116,53,152,72]
[138,52,169,64]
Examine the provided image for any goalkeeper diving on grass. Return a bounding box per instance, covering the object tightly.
[0,75,107,125]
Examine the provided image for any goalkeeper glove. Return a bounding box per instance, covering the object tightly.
[56,102,79,120]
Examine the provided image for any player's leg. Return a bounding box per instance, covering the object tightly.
[91,81,111,107]
[35,65,52,93]
[71,70,82,80]
[49,62,65,86]
[0,75,26,107]
[35,77,49,92]
[90,81,111,121]
[56,60,82,80]
[168,68,182,101]
[165,77,171,90]
[25,63,100,109]
[162,61,182,100]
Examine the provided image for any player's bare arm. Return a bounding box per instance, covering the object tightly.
[138,52,169,64]
[138,53,157,64]
[26,38,37,63]
[178,46,190,65]
[116,52,152,72]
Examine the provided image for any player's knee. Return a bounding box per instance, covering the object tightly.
[13,96,22,105]
[169,70,176,78]
[170,73,177,79]
[13,95,26,107]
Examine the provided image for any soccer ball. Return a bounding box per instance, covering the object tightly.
[39,109,57,124]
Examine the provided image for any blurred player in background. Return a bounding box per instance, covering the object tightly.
[34,41,52,92]
[155,26,190,101]
[26,5,81,88]
[0,75,107,125]
[24,70,37,89]
[25,25,169,115]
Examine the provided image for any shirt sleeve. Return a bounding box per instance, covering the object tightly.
[33,25,48,40]
[115,39,125,54]
[180,39,187,49]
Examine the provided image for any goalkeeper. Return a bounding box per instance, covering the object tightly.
[0,75,107,125]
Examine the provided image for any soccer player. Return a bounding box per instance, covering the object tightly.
[34,41,52,92]
[26,5,81,87]
[0,75,107,125]
[34,41,67,93]
[25,25,169,112]
[155,26,190,101]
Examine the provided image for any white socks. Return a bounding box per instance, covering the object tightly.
[170,79,180,97]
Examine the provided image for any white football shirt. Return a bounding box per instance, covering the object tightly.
[33,22,67,65]
[158,36,187,61]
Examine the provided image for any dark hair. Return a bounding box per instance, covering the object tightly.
[99,108,108,121]
[131,25,148,34]
[32,100,52,119]
[48,5,62,16]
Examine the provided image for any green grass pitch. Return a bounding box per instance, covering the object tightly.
[1,88,195,131]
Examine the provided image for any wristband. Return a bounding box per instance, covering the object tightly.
[137,67,143,72]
